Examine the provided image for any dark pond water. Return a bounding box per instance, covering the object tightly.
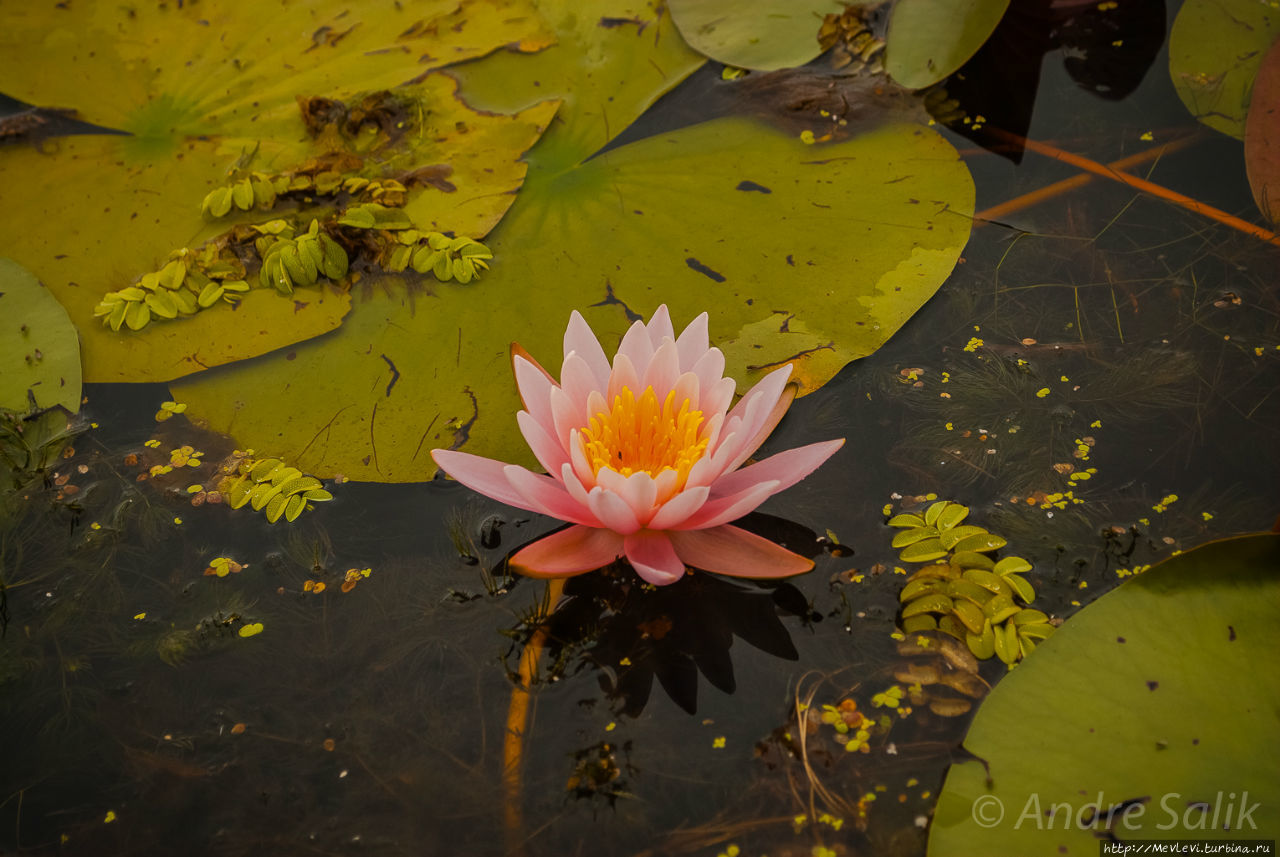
[2,2,1278,856]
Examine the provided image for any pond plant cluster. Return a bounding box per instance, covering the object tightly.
[0,0,1278,856]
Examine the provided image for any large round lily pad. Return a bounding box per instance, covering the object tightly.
[0,258,81,414]
[1169,0,1280,139]
[668,0,847,71]
[172,0,973,483]
[0,0,555,383]
[929,534,1280,856]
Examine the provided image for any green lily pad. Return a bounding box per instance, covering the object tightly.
[1169,0,1280,139]
[884,0,1011,89]
[1245,36,1280,223]
[173,0,973,482]
[0,258,81,413]
[668,0,847,71]
[0,0,555,383]
[928,534,1280,856]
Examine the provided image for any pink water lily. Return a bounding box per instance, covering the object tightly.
[431,306,844,586]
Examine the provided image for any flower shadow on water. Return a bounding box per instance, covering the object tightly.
[522,513,824,717]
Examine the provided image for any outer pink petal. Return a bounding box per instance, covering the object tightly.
[617,319,656,373]
[669,525,813,578]
[647,484,710,530]
[587,488,642,534]
[503,465,599,526]
[563,311,611,389]
[513,354,555,434]
[516,410,569,475]
[671,479,781,530]
[549,385,585,447]
[709,439,844,499]
[719,365,793,471]
[432,450,540,512]
[623,529,686,585]
[675,312,709,370]
[645,304,675,346]
[509,525,623,577]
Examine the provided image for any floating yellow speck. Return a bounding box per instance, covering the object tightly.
[925,493,937,500]
[712,736,726,748]
[104,811,116,824]
[1036,388,1050,398]
[799,130,815,144]
[133,612,146,620]
[963,336,984,352]
[1060,375,1069,382]
[619,657,632,666]
[605,721,616,732]
[1079,581,1088,589]
[172,516,183,525]
[1202,511,1214,521]
[238,622,264,638]
[90,522,101,530]
[945,422,954,431]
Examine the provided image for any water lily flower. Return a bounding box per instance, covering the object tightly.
[431,306,844,585]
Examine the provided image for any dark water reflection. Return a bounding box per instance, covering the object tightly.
[3,0,1280,854]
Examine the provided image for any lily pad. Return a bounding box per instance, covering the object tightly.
[668,0,848,71]
[0,0,555,383]
[884,0,1012,90]
[1169,0,1280,139]
[172,0,973,483]
[928,534,1280,856]
[0,258,81,413]
[1245,36,1280,223]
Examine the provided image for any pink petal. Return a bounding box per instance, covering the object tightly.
[516,410,570,475]
[686,429,743,489]
[617,319,656,374]
[568,429,598,489]
[623,529,686,585]
[672,479,781,530]
[642,340,681,399]
[729,382,797,473]
[513,354,555,435]
[563,311,611,389]
[720,365,793,471]
[691,348,731,410]
[670,371,700,415]
[549,385,585,447]
[646,304,675,346]
[675,312,709,370]
[503,465,599,526]
[587,487,642,534]
[710,439,844,499]
[653,467,681,504]
[669,525,813,578]
[607,353,640,403]
[647,484,710,529]
[561,462,595,507]
[431,450,540,512]
[596,468,660,523]
[560,352,601,410]
[509,525,623,577]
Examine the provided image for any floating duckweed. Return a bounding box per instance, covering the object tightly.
[218,453,334,524]
[382,229,494,284]
[94,244,251,331]
[891,499,1055,664]
[964,337,984,352]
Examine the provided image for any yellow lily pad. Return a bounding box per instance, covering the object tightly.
[0,0,555,383]
[0,258,81,413]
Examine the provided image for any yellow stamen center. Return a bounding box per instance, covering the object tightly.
[580,385,708,486]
